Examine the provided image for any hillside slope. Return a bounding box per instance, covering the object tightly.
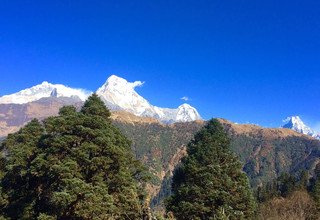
[1,100,319,209]
[218,119,320,186]
[111,115,320,208]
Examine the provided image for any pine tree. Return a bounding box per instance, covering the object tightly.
[277,173,296,197]
[0,94,148,219]
[166,119,256,220]
[0,119,44,218]
[298,170,309,190]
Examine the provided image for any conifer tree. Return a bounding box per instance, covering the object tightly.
[166,119,256,219]
[0,94,147,219]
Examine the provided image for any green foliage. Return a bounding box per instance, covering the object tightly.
[256,171,310,203]
[113,120,203,209]
[0,95,147,219]
[228,132,320,188]
[166,119,256,220]
[113,118,320,211]
[277,173,296,197]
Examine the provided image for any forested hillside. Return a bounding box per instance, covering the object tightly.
[112,114,320,209]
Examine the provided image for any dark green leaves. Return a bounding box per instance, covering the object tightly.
[166,119,256,220]
[0,95,146,219]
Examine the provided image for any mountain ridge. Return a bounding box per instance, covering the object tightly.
[0,75,201,123]
[0,81,91,104]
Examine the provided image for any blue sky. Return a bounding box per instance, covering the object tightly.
[0,0,319,130]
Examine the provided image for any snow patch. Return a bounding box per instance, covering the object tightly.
[96,75,201,123]
[0,81,91,104]
[282,116,320,139]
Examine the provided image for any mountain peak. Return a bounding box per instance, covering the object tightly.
[282,116,319,139]
[106,74,128,83]
[178,103,193,108]
[0,74,201,123]
[102,75,144,92]
[176,103,201,122]
[40,81,51,86]
[96,75,201,123]
[0,82,91,104]
[105,75,127,86]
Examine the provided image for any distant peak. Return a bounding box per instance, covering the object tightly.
[178,103,193,108]
[98,75,144,93]
[283,116,302,123]
[107,74,124,81]
[282,115,306,128]
[282,115,319,139]
[40,81,51,86]
[106,75,127,84]
[0,81,91,104]
[96,75,201,123]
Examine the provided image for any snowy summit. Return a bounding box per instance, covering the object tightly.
[0,81,91,104]
[96,75,202,123]
[282,116,320,139]
[0,75,201,123]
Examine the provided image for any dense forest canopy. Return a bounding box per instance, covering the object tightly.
[0,94,148,219]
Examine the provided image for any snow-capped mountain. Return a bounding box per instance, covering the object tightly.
[96,75,201,123]
[0,75,201,123]
[0,81,91,104]
[282,116,320,139]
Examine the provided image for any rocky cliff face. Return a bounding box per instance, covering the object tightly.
[0,97,83,137]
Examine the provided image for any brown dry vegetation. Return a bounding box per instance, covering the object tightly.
[218,118,312,140]
[110,110,160,124]
[258,190,319,220]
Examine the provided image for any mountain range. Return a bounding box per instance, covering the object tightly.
[0,75,320,210]
[0,75,201,124]
[0,75,319,139]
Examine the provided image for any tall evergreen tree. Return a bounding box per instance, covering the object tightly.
[0,94,147,219]
[277,173,297,197]
[166,119,256,220]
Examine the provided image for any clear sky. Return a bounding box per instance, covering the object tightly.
[0,0,319,130]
